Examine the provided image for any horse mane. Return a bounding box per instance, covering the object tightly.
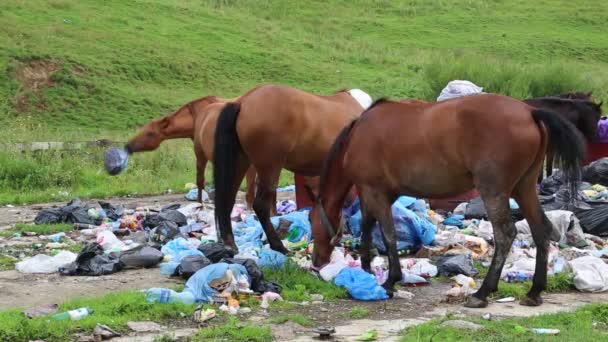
[526,97,602,113]
[555,91,593,100]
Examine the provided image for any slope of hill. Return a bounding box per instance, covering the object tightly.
[1,0,606,134]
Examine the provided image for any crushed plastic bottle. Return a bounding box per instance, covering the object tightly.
[146,288,196,304]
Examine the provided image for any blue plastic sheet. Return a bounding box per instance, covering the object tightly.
[185,263,249,302]
[276,185,295,192]
[185,188,209,202]
[334,268,388,301]
[270,210,311,242]
[160,238,204,275]
[233,214,264,253]
[347,196,436,253]
[257,249,287,269]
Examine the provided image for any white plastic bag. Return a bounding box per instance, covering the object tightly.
[319,250,347,282]
[569,256,608,292]
[437,80,484,101]
[96,231,125,251]
[16,251,77,273]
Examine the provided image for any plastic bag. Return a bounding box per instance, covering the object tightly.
[370,196,436,253]
[334,268,389,301]
[437,80,484,101]
[159,210,187,227]
[177,254,212,279]
[120,246,163,268]
[185,263,249,302]
[319,250,348,281]
[16,251,77,274]
[582,158,608,186]
[185,188,209,201]
[151,221,182,245]
[233,215,264,250]
[34,209,63,225]
[160,238,204,276]
[104,147,129,175]
[276,200,296,215]
[400,258,438,277]
[99,201,124,221]
[569,256,608,292]
[437,254,478,277]
[220,258,282,294]
[515,210,586,246]
[59,243,123,276]
[257,249,287,269]
[576,205,608,236]
[270,210,312,242]
[198,242,235,263]
[96,231,126,251]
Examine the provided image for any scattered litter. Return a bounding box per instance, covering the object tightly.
[93,324,121,340]
[496,297,516,303]
[355,329,378,341]
[119,246,163,268]
[334,268,388,301]
[569,256,608,292]
[52,307,94,321]
[16,251,77,274]
[437,254,478,277]
[395,290,415,300]
[530,328,560,335]
[59,243,122,276]
[482,313,492,321]
[146,288,196,304]
[104,147,129,175]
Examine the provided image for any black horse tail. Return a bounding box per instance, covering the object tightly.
[532,109,586,201]
[213,102,242,243]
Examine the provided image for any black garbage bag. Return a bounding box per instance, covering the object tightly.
[198,242,235,263]
[34,208,63,224]
[142,214,162,229]
[150,221,182,245]
[159,210,187,227]
[220,258,283,294]
[437,254,478,277]
[120,246,163,268]
[99,201,125,221]
[59,243,123,276]
[575,205,608,236]
[541,186,593,212]
[177,254,212,279]
[540,170,566,196]
[162,203,181,211]
[582,158,608,186]
[464,196,523,221]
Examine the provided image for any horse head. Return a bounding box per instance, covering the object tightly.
[125,96,219,153]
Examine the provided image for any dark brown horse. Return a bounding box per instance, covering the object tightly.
[213,85,369,254]
[523,96,602,180]
[310,94,585,308]
[125,96,263,210]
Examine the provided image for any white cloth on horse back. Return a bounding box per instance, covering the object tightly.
[437,80,484,101]
[348,89,373,109]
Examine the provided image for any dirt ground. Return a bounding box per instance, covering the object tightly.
[2,191,608,341]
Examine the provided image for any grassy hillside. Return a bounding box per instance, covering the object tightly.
[0,0,606,203]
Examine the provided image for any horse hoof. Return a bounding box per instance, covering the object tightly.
[520,296,543,307]
[464,296,488,308]
[382,284,395,298]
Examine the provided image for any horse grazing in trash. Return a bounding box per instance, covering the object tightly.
[523,96,602,181]
[310,94,585,308]
[213,84,369,254]
[125,95,264,210]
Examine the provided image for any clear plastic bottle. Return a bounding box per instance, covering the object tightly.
[146,288,196,304]
[51,307,94,320]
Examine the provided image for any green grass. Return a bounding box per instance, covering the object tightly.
[5,223,73,236]
[0,0,607,202]
[401,304,608,342]
[0,256,17,271]
[491,272,575,300]
[263,262,348,301]
[0,290,196,342]
[269,313,314,327]
[347,306,370,319]
[191,317,272,342]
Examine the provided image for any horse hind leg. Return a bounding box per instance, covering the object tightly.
[513,175,552,306]
[245,167,256,210]
[195,148,207,204]
[357,187,378,274]
[465,188,516,308]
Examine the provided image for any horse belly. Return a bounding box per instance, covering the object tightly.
[393,162,474,199]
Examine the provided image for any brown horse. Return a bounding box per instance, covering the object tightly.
[213,85,369,254]
[310,94,585,308]
[124,96,263,210]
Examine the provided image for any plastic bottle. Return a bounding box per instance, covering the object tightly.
[51,307,94,320]
[44,232,66,242]
[146,288,196,304]
[552,257,566,274]
[74,223,99,230]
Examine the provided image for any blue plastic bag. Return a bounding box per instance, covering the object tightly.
[185,188,209,202]
[185,263,249,302]
[257,249,287,269]
[348,196,436,253]
[233,214,265,251]
[270,210,312,242]
[334,268,388,301]
[160,238,204,275]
